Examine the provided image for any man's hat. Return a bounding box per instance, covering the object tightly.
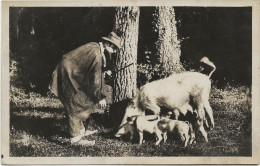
[102,32,121,49]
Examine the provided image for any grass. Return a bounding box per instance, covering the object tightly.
[9,83,252,157]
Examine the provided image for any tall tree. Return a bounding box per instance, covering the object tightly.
[153,6,183,73]
[113,7,140,102]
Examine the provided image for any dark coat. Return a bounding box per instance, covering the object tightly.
[49,42,112,117]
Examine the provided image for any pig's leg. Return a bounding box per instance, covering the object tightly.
[138,132,144,145]
[179,132,185,142]
[204,117,209,128]
[196,103,210,131]
[200,106,209,128]
[199,125,208,142]
[204,101,214,129]
[129,131,134,142]
[201,86,214,129]
[155,132,163,145]
[173,109,180,120]
[163,132,167,143]
[189,124,196,145]
[184,133,190,147]
[197,103,205,122]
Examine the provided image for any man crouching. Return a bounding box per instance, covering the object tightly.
[49,32,121,145]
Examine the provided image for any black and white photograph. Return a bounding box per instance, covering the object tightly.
[1,0,260,164]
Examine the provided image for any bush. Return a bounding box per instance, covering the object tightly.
[137,63,186,88]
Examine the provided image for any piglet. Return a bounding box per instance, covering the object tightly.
[115,115,165,145]
[158,118,191,147]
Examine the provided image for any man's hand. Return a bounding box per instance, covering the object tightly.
[98,99,107,109]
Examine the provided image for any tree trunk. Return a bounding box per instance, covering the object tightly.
[113,7,140,102]
[153,6,183,73]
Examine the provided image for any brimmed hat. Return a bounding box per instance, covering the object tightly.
[102,32,121,49]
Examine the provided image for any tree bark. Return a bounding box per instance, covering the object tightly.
[153,6,184,73]
[113,7,140,102]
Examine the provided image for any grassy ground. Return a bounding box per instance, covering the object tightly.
[9,84,252,157]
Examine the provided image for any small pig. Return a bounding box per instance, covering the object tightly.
[184,110,208,143]
[115,116,136,142]
[171,106,209,143]
[158,118,190,147]
[115,115,165,145]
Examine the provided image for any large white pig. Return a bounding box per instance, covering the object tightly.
[119,72,214,141]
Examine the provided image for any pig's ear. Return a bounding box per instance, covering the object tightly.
[127,116,137,124]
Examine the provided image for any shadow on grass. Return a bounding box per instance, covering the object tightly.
[10,110,68,138]
[10,106,118,142]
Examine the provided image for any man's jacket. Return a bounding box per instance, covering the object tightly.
[49,42,111,115]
